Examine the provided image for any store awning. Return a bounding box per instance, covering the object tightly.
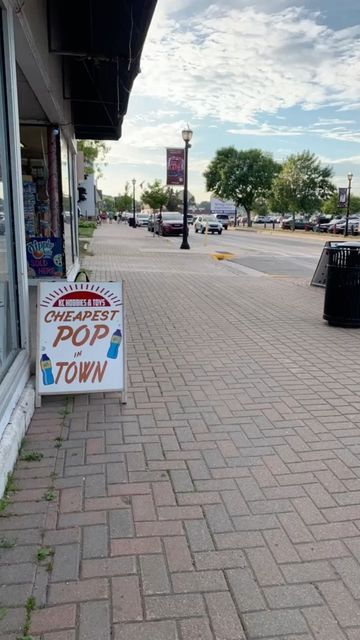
[47,0,157,140]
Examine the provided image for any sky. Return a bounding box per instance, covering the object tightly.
[99,0,360,202]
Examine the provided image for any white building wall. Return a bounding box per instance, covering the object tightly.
[78,174,97,220]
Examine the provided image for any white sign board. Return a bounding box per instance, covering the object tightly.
[37,282,126,402]
[210,198,236,214]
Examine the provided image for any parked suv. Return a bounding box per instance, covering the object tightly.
[194,215,223,234]
[214,213,229,229]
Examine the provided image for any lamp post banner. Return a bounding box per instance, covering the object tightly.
[338,187,348,208]
[166,148,185,186]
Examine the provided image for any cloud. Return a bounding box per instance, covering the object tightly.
[227,124,304,136]
[135,4,360,125]
[320,154,360,166]
[313,118,356,126]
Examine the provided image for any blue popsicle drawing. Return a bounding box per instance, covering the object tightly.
[107,329,122,359]
[40,354,54,385]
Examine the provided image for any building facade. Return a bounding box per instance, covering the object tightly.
[0,0,156,494]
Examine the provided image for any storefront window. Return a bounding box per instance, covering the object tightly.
[21,125,65,278]
[61,135,74,272]
[0,11,20,381]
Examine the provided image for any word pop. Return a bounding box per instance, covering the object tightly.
[53,324,109,347]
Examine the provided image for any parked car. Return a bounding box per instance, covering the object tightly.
[317,217,343,233]
[187,213,194,225]
[194,215,223,234]
[155,212,184,236]
[281,217,313,230]
[0,213,5,236]
[214,213,230,229]
[312,215,332,231]
[334,216,360,234]
[136,213,150,227]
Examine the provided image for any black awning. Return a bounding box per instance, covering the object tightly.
[47,0,157,140]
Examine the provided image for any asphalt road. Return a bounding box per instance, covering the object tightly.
[166,227,325,278]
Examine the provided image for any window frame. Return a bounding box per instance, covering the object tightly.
[0,2,30,431]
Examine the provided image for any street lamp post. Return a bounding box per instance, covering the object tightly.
[344,172,353,237]
[180,127,193,250]
[132,178,136,228]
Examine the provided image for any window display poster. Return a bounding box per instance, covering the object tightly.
[37,282,125,396]
[26,237,64,278]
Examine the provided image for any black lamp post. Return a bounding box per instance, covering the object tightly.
[344,172,353,237]
[180,127,193,250]
[132,178,136,228]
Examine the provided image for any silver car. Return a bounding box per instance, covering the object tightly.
[194,215,223,235]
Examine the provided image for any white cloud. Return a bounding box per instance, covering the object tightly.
[227,124,304,136]
[135,4,360,125]
[313,118,356,126]
[320,155,360,166]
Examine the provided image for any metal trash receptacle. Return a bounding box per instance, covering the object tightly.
[324,243,360,327]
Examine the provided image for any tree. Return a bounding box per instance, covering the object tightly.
[321,192,360,216]
[204,147,280,226]
[102,195,115,212]
[77,140,110,178]
[198,200,211,212]
[252,197,269,216]
[165,187,182,211]
[115,183,132,213]
[271,151,335,229]
[141,180,168,212]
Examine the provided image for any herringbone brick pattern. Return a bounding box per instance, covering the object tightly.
[1,224,360,639]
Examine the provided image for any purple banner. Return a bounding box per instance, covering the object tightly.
[166,148,184,186]
[338,187,347,208]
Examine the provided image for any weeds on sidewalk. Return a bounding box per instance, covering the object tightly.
[36,546,55,574]
[16,596,36,640]
[0,473,18,514]
[54,436,63,449]
[20,451,43,462]
[43,489,56,502]
[36,547,54,563]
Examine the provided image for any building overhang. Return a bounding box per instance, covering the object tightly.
[47,0,157,140]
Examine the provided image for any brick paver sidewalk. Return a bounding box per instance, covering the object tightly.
[1,224,360,639]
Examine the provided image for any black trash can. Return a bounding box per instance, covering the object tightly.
[324,243,360,327]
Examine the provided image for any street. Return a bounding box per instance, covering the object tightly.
[157,227,323,278]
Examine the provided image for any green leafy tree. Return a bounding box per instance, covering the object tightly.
[321,192,360,216]
[164,187,182,211]
[204,147,280,226]
[77,140,110,178]
[102,195,115,212]
[141,180,168,212]
[115,182,132,212]
[198,200,211,212]
[271,151,335,229]
[252,197,269,216]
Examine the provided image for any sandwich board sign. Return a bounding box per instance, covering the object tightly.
[36,281,126,406]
